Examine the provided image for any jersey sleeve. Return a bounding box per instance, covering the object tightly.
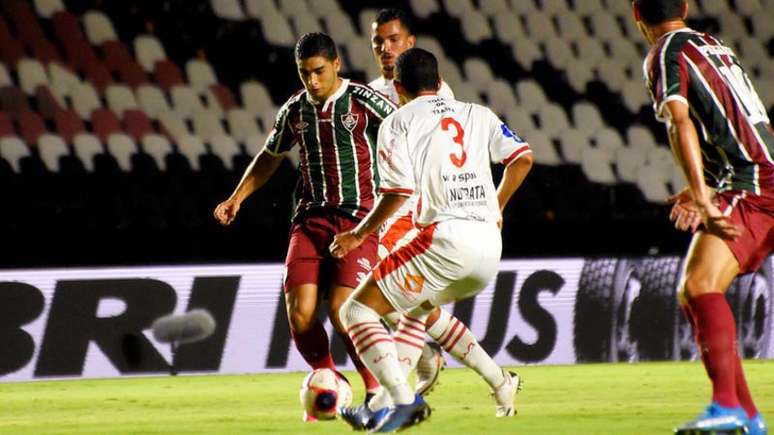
[357,84,398,125]
[645,36,690,123]
[486,109,531,166]
[376,119,414,196]
[263,100,296,155]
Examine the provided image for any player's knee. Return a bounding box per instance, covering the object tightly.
[425,307,442,329]
[680,272,714,300]
[287,306,315,333]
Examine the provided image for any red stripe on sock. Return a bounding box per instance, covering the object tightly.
[352,325,386,343]
[401,316,424,328]
[445,326,467,351]
[439,319,461,348]
[359,338,393,354]
[395,336,425,350]
[396,329,425,343]
[353,330,390,348]
[347,321,383,334]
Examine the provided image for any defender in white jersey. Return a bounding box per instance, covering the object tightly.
[331,48,532,432]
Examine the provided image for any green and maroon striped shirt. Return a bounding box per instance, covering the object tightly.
[644,28,774,194]
[264,79,397,220]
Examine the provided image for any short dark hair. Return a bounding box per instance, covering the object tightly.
[395,48,439,95]
[295,32,338,60]
[374,8,414,35]
[633,0,686,25]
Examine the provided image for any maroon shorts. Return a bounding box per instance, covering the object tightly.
[284,209,378,292]
[716,189,774,274]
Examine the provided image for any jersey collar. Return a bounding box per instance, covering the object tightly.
[307,78,350,112]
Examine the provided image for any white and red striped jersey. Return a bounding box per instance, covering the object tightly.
[376,95,531,227]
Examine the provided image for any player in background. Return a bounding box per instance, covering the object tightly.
[633,1,769,434]
[367,7,518,407]
[330,48,533,432]
[213,32,397,419]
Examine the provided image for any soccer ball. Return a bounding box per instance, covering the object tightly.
[299,368,353,421]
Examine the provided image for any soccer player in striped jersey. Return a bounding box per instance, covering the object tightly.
[331,48,533,432]
[365,7,522,414]
[633,1,770,434]
[213,33,397,419]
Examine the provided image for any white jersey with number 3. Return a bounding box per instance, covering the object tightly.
[377,95,531,228]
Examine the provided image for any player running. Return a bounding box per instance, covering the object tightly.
[330,48,533,432]
[363,8,522,414]
[213,32,397,420]
[633,1,769,434]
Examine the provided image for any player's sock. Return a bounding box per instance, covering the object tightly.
[688,293,740,408]
[735,354,758,418]
[383,311,401,329]
[394,314,429,375]
[341,298,414,406]
[426,309,504,389]
[290,319,335,369]
[338,330,382,393]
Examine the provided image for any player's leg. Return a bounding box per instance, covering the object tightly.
[285,283,334,370]
[328,284,381,397]
[675,231,748,432]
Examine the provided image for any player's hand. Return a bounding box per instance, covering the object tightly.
[213,198,240,226]
[698,201,743,241]
[667,191,701,233]
[329,230,364,259]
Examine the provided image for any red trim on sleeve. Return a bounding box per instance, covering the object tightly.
[379,187,414,196]
[503,144,531,166]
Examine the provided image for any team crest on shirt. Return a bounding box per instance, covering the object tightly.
[341,112,359,132]
[293,120,309,134]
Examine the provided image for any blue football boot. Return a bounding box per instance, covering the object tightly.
[370,394,431,433]
[339,404,389,431]
[747,413,768,435]
[674,402,749,435]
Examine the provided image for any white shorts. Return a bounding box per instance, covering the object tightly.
[374,219,502,313]
[378,195,419,259]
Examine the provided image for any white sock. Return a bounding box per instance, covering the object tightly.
[394,313,428,376]
[426,309,504,389]
[383,311,401,330]
[341,299,414,405]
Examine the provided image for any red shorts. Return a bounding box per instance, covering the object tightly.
[284,209,378,292]
[716,189,774,274]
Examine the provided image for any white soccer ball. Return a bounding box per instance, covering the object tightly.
[299,368,353,420]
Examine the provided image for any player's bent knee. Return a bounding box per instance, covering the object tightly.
[287,307,316,333]
[680,273,721,300]
[425,306,441,328]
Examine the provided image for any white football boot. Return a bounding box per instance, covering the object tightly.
[414,342,445,396]
[492,370,522,417]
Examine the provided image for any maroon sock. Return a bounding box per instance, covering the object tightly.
[291,320,335,369]
[688,293,740,408]
[339,331,381,392]
[735,354,758,418]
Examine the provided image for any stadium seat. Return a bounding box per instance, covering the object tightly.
[572,102,605,135]
[516,80,548,112]
[291,15,323,39]
[72,132,102,171]
[597,60,627,92]
[581,146,617,184]
[485,79,519,116]
[556,11,587,40]
[240,81,274,118]
[545,37,575,69]
[307,0,342,18]
[83,59,113,93]
[0,86,30,120]
[159,111,192,142]
[33,0,65,18]
[0,111,15,138]
[106,133,137,171]
[259,12,296,47]
[54,109,85,144]
[244,0,279,17]
[91,108,122,143]
[153,60,185,91]
[492,13,526,43]
[193,109,227,142]
[0,63,9,88]
[71,82,102,119]
[573,0,604,15]
[134,35,167,73]
[106,84,140,116]
[510,39,541,70]
[83,11,118,45]
[227,108,262,143]
[38,133,69,171]
[479,0,508,16]
[19,110,46,146]
[615,145,647,183]
[48,62,79,101]
[141,133,173,170]
[524,11,556,42]
[206,84,237,115]
[323,12,358,43]
[622,81,650,113]
[460,11,493,44]
[277,0,310,16]
[186,59,218,95]
[541,0,569,13]
[0,136,30,172]
[557,128,591,164]
[626,126,658,151]
[136,84,171,119]
[443,0,474,18]
[211,0,247,21]
[34,86,62,120]
[409,0,439,19]
[18,59,49,95]
[505,107,536,136]
[209,134,241,170]
[536,104,571,139]
[463,58,494,93]
[176,135,206,170]
[171,85,205,118]
[123,109,154,142]
[526,130,561,165]
[565,61,595,93]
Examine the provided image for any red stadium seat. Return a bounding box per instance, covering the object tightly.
[207,83,237,112]
[0,111,15,138]
[18,110,46,146]
[119,60,148,88]
[0,37,25,67]
[153,60,184,91]
[101,40,133,73]
[31,40,62,64]
[90,108,122,143]
[84,59,113,93]
[54,109,85,143]
[34,86,63,120]
[0,85,30,120]
[122,109,153,141]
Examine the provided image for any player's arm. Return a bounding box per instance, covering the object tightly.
[213,150,285,226]
[329,193,408,259]
[497,152,533,213]
[663,100,740,239]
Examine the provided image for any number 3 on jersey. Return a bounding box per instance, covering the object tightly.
[442,117,466,167]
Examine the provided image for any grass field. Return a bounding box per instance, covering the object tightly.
[2,361,771,434]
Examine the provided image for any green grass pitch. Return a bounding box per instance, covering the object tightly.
[2,361,771,434]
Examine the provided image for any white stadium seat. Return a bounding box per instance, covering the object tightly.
[33,0,65,18]
[137,84,172,120]
[71,83,102,119]
[244,0,279,18]
[186,60,218,95]
[211,0,247,20]
[209,135,240,170]
[0,137,29,173]
[105,84,139,117]
[177,135,206,170]
[135,36,168,72]
[83,11,117,44]
[38,133,69,172]
[141,134,173,170]
[409,0,439,19]
[170,85,204,118]
[73,133,103,172]
[18,58,48,95]
[107,133,137,171]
